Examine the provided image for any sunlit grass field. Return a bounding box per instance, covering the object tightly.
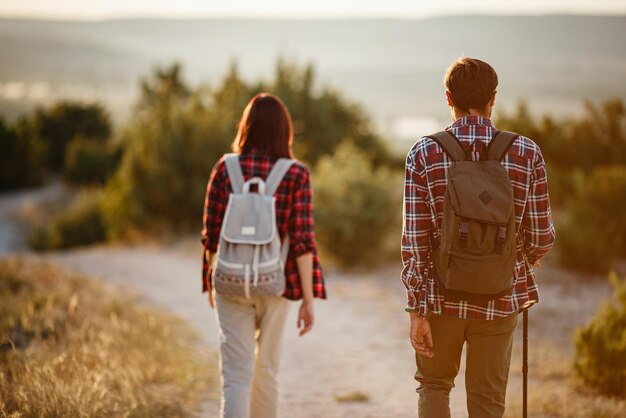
[0,257,214,418]
[505,340,626,417]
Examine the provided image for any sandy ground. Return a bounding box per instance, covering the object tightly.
[0,185,613,418]
[37,246,433,417]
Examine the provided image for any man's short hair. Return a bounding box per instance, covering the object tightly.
[444,58,498,112]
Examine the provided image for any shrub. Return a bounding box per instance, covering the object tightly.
[1,101,112,190]
[544,164,582,208]
[63,136,120,186]
[0,117,46,190]
[25,101,112,171]
[102,61,394,240]
[496,98,626,209]
[557,167,626,273]
[497,98,626,174]
[27,190,107,250]
[0,257,210,416]
[101,67,229,238]
[313,141,402,266]
[574,272,626,398]
[268,59,392,166]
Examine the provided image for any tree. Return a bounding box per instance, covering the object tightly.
[262,58,392,166]
[103,64,231,237]
[0,117,46,190]
[22,101,112,172]
[103,60,395,239]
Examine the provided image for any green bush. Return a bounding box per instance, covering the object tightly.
[544,164,582,208]
[313,141,402,266]
[102,61,394,240]
[497,99,626,173]
[25,101,112,172]
[268,59,392,166]
[0,117,46,190]
[64,136,120,186]
[496,98,626,209]
[574,272,626,398]
[1,101,113,190]
[557,167,626,273]
[102,64,230,238]
[28,190,107,250]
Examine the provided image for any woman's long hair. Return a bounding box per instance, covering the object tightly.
[232,93,294,159]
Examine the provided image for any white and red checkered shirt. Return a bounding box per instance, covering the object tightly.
[402,115,555,319]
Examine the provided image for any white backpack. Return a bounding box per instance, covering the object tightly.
[212,154,294,299]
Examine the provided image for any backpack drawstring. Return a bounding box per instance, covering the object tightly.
[252,245,260,288]
[244,264,251,299]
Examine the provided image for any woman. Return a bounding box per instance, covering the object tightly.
[201,93,326,418]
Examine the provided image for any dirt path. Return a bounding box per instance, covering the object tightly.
[0,181,64,253]
[1,187,612,417]
[42,246,433,417]
[35,245,610,418]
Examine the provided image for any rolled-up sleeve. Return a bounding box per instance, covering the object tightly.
[288,166,317,257]
[401,145,432,316]
[521,150,556,264]
[200,159,227,292]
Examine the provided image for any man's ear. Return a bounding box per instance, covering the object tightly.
[490,91,497,107]
[446,91,454,107]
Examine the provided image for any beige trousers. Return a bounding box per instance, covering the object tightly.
[415,312,518,418]
[215,293,291,418]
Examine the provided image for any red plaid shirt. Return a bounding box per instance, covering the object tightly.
[402,116,555,319]
[201,148,326,300]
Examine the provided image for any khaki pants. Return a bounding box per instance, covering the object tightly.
[415,312,518,418]
[215,293,291,418]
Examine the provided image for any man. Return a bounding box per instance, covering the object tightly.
[401,57,555,417]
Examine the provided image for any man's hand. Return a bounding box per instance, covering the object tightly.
[207,291,215,308]
[409,312,434,358]
[297,300,314,337]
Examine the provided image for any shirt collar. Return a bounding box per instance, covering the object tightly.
[447,115,495,129]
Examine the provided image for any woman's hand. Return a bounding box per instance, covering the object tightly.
[295,253,315,337]
[205,251,216,308]
[297,300,314,336]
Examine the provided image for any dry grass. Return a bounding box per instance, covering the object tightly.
[334,391,370,403]
[505,331,626,417]
[502,261,626,418]
[0,257,214,418]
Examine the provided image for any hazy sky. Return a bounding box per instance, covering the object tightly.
[1,0,625,20]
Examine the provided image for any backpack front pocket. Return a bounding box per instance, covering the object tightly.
[444,250,514,295]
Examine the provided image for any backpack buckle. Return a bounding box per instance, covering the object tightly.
[496,226,507,254]
[498,226,507,243]
[459,220,469,242]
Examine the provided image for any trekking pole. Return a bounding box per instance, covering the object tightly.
[519,300,537,418]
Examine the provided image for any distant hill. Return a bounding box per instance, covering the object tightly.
[1,15,625,136]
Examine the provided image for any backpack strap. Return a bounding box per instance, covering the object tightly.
[487,131,519,162]
[224,153,245,193]
[265,158,295,196]
[266,158,296,267]
[425,131,466,162]
[281,232,290,267]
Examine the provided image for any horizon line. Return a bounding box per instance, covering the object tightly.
[0,11,625,23]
